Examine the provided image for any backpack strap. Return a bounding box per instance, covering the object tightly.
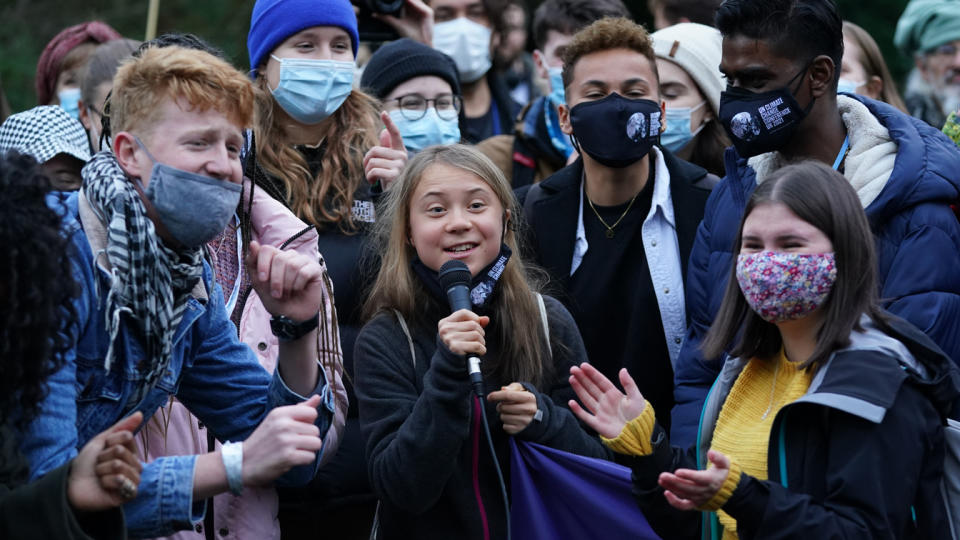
[536,292,551,358]
[370,310,417,540]
[393,309,416,369]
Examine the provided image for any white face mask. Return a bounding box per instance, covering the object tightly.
[433,17,492,84]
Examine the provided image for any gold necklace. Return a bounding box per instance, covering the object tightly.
[761,358,782,420]
[586,189,640,238]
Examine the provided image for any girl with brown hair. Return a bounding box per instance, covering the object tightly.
[570,161,959,539]
[355,144,610,539]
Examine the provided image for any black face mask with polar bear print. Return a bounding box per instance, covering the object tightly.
[569,93,662,168]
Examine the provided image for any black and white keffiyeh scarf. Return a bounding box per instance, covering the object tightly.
[82,151,203,407]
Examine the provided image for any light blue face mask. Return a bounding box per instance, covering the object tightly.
[270,55,355,125]
[58,87,82,120]
[388,108,461,154]
[661,101,707,153]
[837,78,863,95]
[547,66,565,106]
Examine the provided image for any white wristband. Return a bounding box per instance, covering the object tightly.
[221,441,244,496]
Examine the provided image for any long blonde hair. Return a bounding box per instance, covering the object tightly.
[365,145,552,387]
[252,75,380,233]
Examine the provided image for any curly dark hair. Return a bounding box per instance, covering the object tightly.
[0,151,77,428]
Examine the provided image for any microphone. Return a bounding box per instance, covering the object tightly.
[438,260,485,397]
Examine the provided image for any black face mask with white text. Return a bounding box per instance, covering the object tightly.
[569,93,662,168]
[718,65,815,158]
[412,243,513,309]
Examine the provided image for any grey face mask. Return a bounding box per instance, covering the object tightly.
[133,137,242,248]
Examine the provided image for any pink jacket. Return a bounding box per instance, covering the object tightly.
[137,180,348,540]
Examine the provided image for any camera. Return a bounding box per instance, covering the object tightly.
[356,0,404,14]
[354,0,405,42]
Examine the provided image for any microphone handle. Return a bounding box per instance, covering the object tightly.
[445,284,485,396]
[467,355,485,397]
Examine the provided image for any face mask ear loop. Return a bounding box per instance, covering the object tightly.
[132,135,159,167]
[569,133,582,155]
[789,62,818,116]
[681,100,710,137]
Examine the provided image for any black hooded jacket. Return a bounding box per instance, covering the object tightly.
[629,314,960,539]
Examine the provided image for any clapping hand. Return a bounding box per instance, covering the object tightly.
[241,395,325,487]
[659,450,732,510]
[245,241,325,323]
[567,364,646,439]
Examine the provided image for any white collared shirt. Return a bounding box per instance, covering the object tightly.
[570,147,687,366]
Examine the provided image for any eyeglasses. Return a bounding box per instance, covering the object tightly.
[387,93,463,121]
[930,43,960,58]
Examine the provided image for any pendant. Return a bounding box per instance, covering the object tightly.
[605,229,615,239]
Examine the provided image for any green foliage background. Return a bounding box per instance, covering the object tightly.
[0,0,910,114]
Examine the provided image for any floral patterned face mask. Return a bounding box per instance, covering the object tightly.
[736,251,837,323]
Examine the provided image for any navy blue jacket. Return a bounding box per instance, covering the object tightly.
[670,95,960,446]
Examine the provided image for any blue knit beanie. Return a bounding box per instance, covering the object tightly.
[247,0,359,73]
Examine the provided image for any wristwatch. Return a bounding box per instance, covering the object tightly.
[269,313,319,342]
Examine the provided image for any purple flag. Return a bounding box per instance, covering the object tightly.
[510,439,662,539]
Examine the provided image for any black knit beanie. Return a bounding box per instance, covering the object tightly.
[360,38,461,100]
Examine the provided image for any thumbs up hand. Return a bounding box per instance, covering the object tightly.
[363,111,409,191]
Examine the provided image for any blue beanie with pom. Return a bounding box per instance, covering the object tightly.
[247,0,359,73]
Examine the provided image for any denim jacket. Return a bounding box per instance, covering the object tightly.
[21,192,335,537]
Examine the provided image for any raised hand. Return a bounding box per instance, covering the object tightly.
[373,0,434,45]
[488,382,538,435]
[438,309,489,357]
[245,241,325,322]
[659,450,732,510]
[68,411,144,512]
[240,395,325,487]
[567,364,646,439]
[363,111,408,190]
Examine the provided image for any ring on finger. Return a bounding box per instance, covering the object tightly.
[119,476,138,499]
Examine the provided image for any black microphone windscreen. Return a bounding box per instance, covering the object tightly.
[438,260,471,292]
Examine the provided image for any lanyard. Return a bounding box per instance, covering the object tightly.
[832,134,850,171]
[224,215,243,315]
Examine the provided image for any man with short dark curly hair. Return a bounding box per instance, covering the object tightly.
[521,17,718,432]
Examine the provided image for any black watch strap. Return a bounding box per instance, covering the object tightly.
[270,313,320,342]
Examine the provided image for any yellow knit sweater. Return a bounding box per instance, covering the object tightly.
[710,351,814,539]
